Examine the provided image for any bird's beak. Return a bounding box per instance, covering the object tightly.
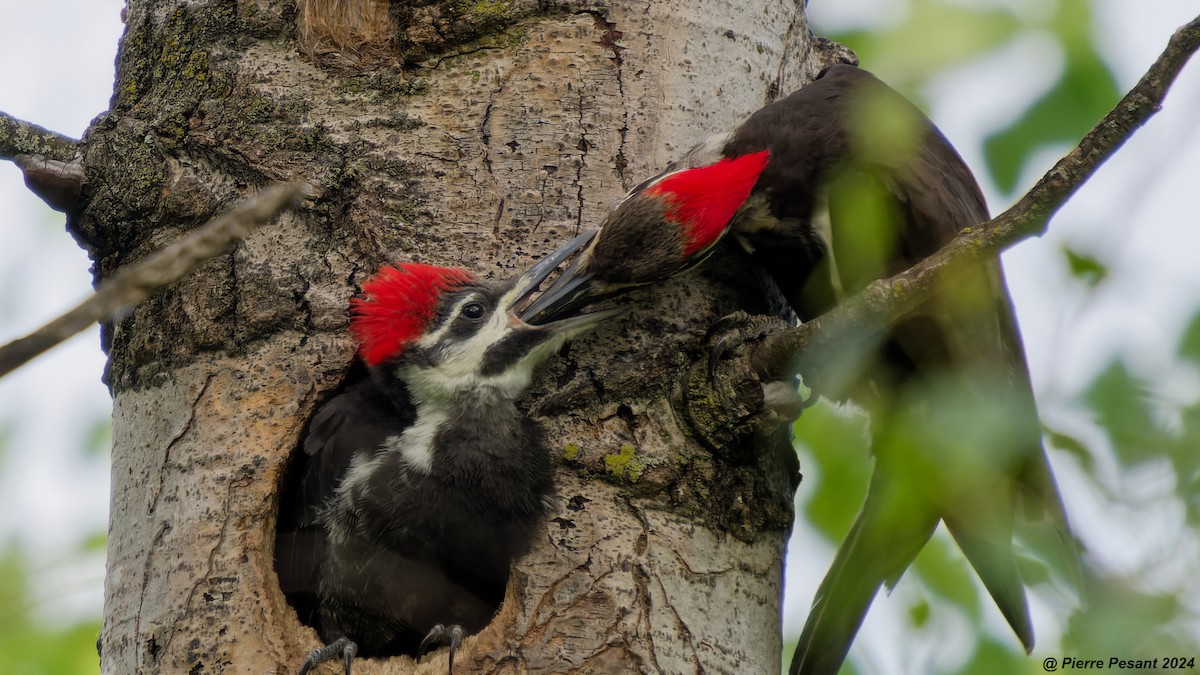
[518,230,624,326]
[516,300,628,339]
[507,229,597,313]
[500,229,627,337]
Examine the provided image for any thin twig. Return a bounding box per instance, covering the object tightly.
[0,183,308,379]
[0,110,79,162]
[752,13,1200,382]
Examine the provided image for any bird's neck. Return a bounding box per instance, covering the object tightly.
[388,367,532,476]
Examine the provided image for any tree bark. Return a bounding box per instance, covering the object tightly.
[87,1,846,673]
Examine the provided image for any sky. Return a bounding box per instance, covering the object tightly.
[0,0,1198,669]
[0,1,125,624]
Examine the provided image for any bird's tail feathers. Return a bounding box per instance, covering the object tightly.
[944,515,1035,652]
[790,495,937,675]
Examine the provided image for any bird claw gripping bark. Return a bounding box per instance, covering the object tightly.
[419,624,465,674]
[708,311,812,420]
[682,311,809,458]
[705,311,778,379]
[298,636,358,675]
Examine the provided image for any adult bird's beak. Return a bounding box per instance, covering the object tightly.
[507,228,617,328]
[507,229,597,313]
[517,232,614,326]
[502,229,625,337]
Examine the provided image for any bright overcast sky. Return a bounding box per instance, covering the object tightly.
[1,0,1198,667]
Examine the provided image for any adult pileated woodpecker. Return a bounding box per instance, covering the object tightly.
[528,64,1074,675]
[275,247,621,675]
[523,150,771,320]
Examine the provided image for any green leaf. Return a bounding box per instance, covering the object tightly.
[795,400,873,541]
[1012,548,1052,587]
[1064,575,1186,657]
[913,534,982,618]
[81,532,108,554]
[1043,426,1094,472]
[1177,310,1200,364]
[0,547,101,675]
[824,0,1022,95]
[957,636,1038,675]
[1062,246,1108,287]
[1083,361,1169,467]
[983,0,1120,193]
[1169,404,1200,527]
[908,595,932,629]
[83,418,112,460]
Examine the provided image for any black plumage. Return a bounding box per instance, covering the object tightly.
[526,63,1075,675]
[284,371,552,657]
[705,65,1072,675]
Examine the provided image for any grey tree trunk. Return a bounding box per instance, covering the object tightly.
[86,1,846,672]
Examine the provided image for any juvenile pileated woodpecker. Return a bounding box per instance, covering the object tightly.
[275,248,621,675]
[529,64,1074,675]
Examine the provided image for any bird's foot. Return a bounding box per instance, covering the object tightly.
[419,624,465,674]
[298,636,358,675]
[761,378,810,423]
[710,311,813,420]
[705,311,773,380]
[683,312,810,457]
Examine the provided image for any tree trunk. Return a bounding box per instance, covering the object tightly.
[88,1,846,672]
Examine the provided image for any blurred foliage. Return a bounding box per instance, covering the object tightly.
[912,535,982,620]
[958,637,1040,675]
[83,420,112,461]
[829,0,1023,89]
[1065,574,1194,661]
[0,402,108,674]
[984,0,1122,193]
[1062,247,1108,288]
[795,1,1200,673]
[1082,361,1168,467]
[0,546,100,675]
[798,401,872,540]
[825,0,1121,197]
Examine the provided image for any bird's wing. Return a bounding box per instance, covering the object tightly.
[276,375,408,600]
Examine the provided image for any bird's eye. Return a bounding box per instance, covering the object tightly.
[461,302,485,319]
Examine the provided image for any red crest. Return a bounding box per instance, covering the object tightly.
[647,150,770,257]
[350,263,475,365]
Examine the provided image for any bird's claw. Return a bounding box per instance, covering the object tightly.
[419,623,465,674]
[762,378,811,423]
[680,312,804,456]
[683,311,812,454]
[705,310,771,381]
[709,311,814,415]
[298,636,358,675]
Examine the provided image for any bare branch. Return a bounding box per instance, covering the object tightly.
[0,183,308,379]
[0,110,79,162]
[752,13,1200,382]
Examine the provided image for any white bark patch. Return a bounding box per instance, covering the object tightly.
[105,335,332,673]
